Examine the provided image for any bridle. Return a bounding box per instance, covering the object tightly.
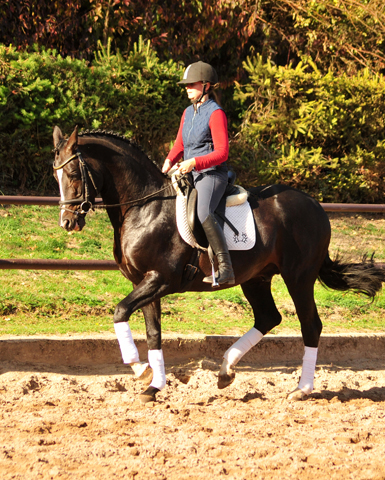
[53,151,97,216]
[53,148,185,218]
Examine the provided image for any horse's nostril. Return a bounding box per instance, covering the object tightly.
[62,219,70,230]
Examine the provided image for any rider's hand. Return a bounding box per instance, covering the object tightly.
[178,158,196,174]
[162,159,172,173]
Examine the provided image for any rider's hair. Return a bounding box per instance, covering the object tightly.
[209,87,221,106]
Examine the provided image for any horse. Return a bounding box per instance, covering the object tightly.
[52,126,385,403]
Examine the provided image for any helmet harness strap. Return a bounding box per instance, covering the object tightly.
[192,82,208,105]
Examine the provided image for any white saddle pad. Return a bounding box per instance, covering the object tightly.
[175,194,256,251]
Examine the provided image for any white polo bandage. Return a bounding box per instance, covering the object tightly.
[224,328,264,366]
[114,322,140,364]
[298,346,318,394]
[148,349,167,390]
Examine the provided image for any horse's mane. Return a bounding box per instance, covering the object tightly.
[79,129,135,147]
[79,129,162,171]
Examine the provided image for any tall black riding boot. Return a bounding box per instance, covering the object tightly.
[202,213,235,285]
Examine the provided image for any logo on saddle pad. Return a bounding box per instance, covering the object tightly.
[173,177,256,251]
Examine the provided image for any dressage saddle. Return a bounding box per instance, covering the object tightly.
[178,170,248,249]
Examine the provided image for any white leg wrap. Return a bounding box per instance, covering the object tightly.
[148,349,167,390]
[224,328,264,366]
[297,346,318,394]
[114,322,140,364]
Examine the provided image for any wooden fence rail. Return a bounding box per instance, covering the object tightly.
[2,195,385,212]
[1,196,384,270]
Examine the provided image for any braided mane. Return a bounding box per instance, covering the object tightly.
[79,129,137,148]
[79,129,161,170]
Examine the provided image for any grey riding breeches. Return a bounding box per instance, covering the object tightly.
[192,168,228,224]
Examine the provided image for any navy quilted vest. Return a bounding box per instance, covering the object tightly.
[182,99,226,173]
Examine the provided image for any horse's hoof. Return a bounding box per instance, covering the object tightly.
[287,387,307,401]
[218,372,236,389]
[139,386,159,404]
[137,365,153,385]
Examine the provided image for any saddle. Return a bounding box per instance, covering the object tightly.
[173,169,248,249]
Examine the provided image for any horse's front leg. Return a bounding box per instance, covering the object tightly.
[113,271,169,403]
[138,300,167,404]
[114,321,152,382]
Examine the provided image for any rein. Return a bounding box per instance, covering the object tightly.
[53,150,184,215]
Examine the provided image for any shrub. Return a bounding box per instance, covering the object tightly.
[0,40,185,193]
[231,55,385,202]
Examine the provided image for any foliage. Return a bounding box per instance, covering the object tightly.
[256,0,385,74]
[0,41,184,193]
[92,37,185,154]
[280,0,385,73]
[1,0,385,82]
[231,55,385,202]
[0,1,92,59]
[1,1,385,200]
[0,0,263,82]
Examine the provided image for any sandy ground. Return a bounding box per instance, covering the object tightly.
[1,358,385,480]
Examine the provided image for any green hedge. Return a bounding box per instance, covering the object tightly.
[230,55,385,202]
[0,39,185,194]
[1,44,385,203]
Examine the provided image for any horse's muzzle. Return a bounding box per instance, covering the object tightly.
[59,208,86,232]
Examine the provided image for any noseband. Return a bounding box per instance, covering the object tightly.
[53,151,97,216]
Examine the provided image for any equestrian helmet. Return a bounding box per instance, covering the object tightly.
[178,61,218,85]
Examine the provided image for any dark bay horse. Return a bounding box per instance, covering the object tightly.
[52,126,385,403]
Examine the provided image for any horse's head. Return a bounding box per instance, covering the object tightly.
[52,126,96,232]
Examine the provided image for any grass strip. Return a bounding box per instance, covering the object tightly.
[0,205,384,335]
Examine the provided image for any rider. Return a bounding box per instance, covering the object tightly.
[162,61,235,286]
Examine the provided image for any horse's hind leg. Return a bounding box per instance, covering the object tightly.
[283,276,322,400]
[218,277,282,389]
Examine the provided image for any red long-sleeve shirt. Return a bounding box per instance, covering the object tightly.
[166,108,229,171]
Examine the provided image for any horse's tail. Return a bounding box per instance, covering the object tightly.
[318,253,385,299]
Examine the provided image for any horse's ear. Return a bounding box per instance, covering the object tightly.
[53,126,63,148]
[65,126,78,154]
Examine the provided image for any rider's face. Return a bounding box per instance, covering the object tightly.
[185,81,210,102]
